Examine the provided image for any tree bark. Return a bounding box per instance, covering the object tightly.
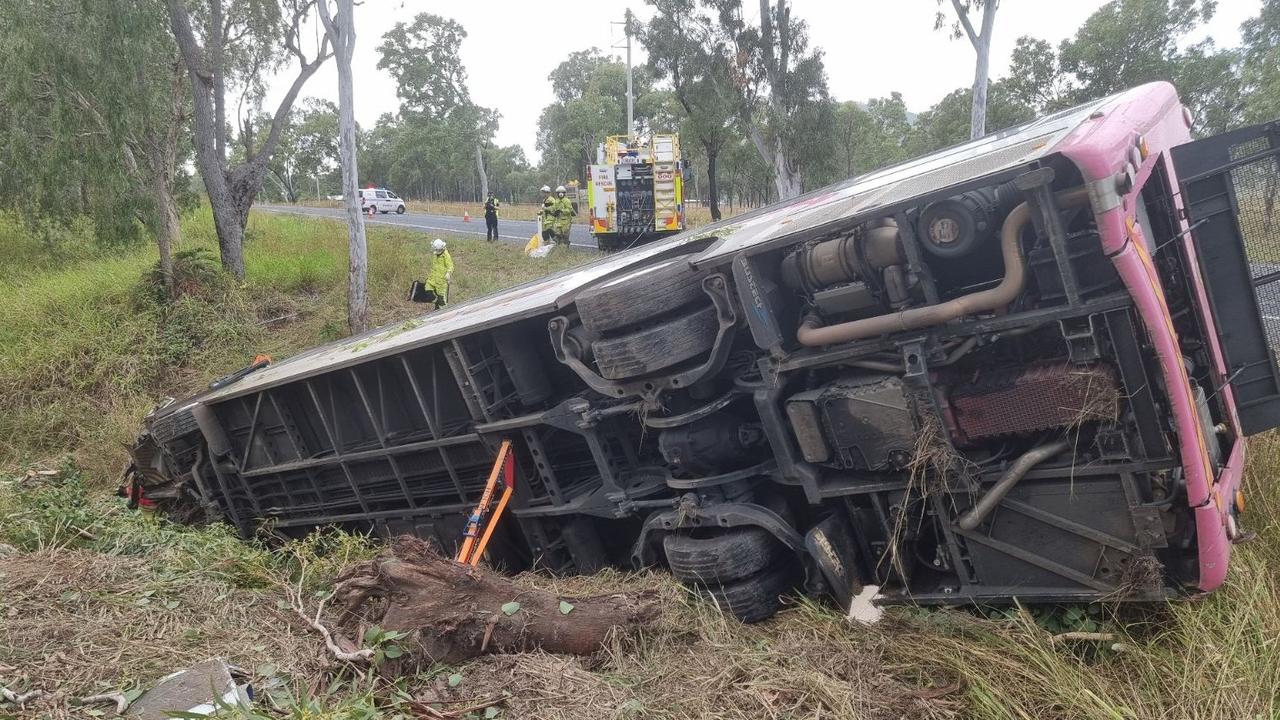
[149,76,183,303]
[211,0,226,163]
[475,145,488,200]
[331,536,659,669]
[319,0,369,334]
[168,0,243,279]
[952,0,998,140]
[970,3,995,140]
[150,168,180,300]
[704,141,722,221]
[747,124,802,200]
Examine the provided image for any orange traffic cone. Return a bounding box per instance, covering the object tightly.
[463,211,471,222]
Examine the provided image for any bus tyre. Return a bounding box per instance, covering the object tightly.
[689,563,794,624]
[575,256,710,337]
[663,527,784,584]
[590,304,717,380]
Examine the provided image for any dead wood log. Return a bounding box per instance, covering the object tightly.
[331,535,659,667]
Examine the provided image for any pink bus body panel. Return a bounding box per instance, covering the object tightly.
[1052,82,1242,590]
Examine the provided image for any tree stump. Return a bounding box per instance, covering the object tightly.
[331,535,659,668]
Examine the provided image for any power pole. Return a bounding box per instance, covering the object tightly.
[625,9,634,138]
[613,9,636,138]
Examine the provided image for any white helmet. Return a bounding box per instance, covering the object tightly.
[555,185,566,193]
[540,185,551,193]
[431,238,446,252]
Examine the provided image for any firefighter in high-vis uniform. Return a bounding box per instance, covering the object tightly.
[539,185,559,244]
[426,238,453,309]
[552,185,574,246]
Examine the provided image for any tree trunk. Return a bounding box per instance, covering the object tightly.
[956,0,998,141]
[331,536,659,669]
[169,0,243,279]
[746,124,802,200]
[151,170,180,300]
[704,142,722,221]
[969,8,995,140]
[210,0,225,163]
[320,0,369,334]
[475,145,488,200]
[168,0,329,282]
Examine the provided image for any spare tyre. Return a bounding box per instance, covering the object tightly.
[591,304,718,380]
[575,256,709,336]
[663,527,784,584]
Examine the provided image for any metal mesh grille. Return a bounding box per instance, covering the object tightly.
[1228,140,1280,350]
[950,362,1120,442]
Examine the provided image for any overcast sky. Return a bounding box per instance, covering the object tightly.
[267,0,1262,162]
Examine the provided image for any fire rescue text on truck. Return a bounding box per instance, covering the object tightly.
[586,134,686,251]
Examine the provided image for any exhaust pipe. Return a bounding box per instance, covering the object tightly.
[796,187,1091,346]
[957,439,1070,531]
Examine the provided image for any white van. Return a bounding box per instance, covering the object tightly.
[358,188,406,214]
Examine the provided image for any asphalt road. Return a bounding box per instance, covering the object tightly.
[255,203,596,249]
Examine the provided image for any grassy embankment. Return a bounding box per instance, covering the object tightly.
[0,207,590,480]
[1,207,1278,719]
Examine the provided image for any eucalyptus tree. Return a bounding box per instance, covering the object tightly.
[1,0,189,297]
[935,0,1000,139]
[702,0,831,200]
[167,0,332,280]
[318,0,368,333]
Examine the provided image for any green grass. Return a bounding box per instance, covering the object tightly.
[2,207,1279,719]
[4,452,1278,719]
[0,205,591,480]
[877,432,1280,720]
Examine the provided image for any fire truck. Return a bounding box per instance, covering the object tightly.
[585,134,686,251]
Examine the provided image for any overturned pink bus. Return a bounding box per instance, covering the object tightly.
[128,83,1277,621]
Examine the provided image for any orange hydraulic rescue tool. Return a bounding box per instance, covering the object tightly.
[456,439,516,566]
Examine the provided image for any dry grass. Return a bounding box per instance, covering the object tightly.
[0,549,321,700]
[4,209,1280,719]
[0,475,955,720]
[3,429,1280,719]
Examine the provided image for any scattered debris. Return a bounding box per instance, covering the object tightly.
[1050,631,1117,643]
[1,685,47,706]
[846,584,885,625]
[331,535,660,667]
[283,561,375,664]
[126,658,249,720]
[75,691,132,714]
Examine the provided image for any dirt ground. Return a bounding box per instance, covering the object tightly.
[0,544,959,720]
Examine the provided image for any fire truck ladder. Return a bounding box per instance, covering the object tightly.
[652,135,680,231]
[455,439,516,566]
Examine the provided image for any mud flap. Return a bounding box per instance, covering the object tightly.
[1172,121,1280,435]
[804,513,862,612]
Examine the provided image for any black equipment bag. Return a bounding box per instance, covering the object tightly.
[408,280,436,303]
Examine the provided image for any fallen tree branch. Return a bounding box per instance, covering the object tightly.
[76,692,130,714]
[331,535,659,670]
[1050,631,1116,643]
[284,559,375,663]
[410,696,507,719]
[1,686,47,705]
